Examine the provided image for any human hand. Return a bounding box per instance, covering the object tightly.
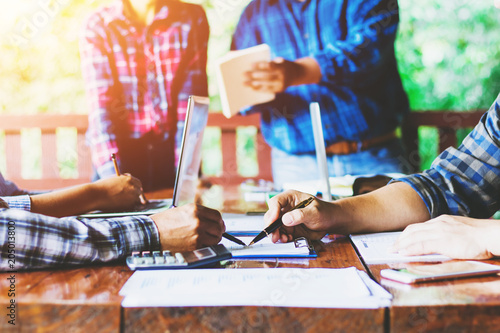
[151,204,225,252]
[392,215,500,259]
[265,190,333,243]
[245,57,303,93]
[92,174,143,211]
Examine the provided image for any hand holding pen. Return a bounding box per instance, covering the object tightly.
[111,154,148,205]
[249,196,315,246]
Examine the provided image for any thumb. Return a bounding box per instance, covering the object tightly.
[282,209,306,227]
[273,57,285,64]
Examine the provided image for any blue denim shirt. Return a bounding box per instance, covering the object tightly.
[232,0,409,154]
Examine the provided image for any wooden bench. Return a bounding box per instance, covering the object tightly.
[1,110,487,190]
[402,110,486,171]
[0,113,272,191]
[0,114,91,190]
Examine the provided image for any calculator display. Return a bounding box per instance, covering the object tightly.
[184,247,216,262]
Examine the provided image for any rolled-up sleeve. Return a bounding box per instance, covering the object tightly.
[0,210,160,271]
[397,94,500,218]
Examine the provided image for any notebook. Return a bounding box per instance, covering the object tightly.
[216,44,275,118]
[80,95,210,218]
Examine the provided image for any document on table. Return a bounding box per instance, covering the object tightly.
[120,267,392,308]
[350,232,450,264]
[219,236,316,258]
[222,213,265,235]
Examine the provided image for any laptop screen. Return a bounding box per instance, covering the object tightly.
[171,96,210,207]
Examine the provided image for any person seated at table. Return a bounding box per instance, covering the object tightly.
[265,93,500,260]
[0,171,144,217]
[0,172,225,270]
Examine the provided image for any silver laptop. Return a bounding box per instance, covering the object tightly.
[80,95,210,218]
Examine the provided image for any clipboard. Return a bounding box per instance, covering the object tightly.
[220,236,317,258]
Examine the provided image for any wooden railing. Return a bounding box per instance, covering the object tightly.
[402,110,485,171]
[0,113,272,190]
[0,114,91,190]
[0,109,487,190]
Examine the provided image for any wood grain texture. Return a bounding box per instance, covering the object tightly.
[124,307,385,333]
[0,265,131,331]
[368,261,500,332]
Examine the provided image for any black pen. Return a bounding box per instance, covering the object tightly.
[222,232,247,246]
[248,196,315,246]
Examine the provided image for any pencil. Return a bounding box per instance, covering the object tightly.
[111,153,120,176]
[110,153,148,204]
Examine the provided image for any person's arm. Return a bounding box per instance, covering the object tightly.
[29,175,143,217]
[265,183,430,243]
[0,210,160,271]
[79,13,122,179]
[243,0,401,93]
[0,202,224,271]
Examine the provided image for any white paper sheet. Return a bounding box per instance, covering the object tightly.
[222,213,265,235]
[120,267,392,308]
[220,236,314,258]
[350,232,451,264]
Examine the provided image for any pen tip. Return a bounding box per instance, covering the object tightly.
[248,241,254,246]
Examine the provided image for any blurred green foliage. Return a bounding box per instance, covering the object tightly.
[0,0,499,176]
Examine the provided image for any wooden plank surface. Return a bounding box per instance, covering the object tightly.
[0,265,131,332]
[367,261,500,332]
[123,236,385,333]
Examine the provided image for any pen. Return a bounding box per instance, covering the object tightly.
[222,232,247,246]
[248,196,314,246]
[111,153,148,205]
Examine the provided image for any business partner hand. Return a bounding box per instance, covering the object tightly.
[392,215,500,260]
[245,57,321,93]
[30,174,143,217]
[265,190,333,243]
[90,174,143,211]
[151,204,225,252]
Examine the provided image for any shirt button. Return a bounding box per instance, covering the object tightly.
[148,63,155,70]
[304,33,309,39]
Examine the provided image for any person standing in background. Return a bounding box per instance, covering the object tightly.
[232,0,410,188]
[80,0,208,191]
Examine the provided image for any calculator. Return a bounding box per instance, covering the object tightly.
[126,244,232,270]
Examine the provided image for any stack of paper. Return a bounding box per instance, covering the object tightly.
[350,231,451,264]
[120,267,392,308]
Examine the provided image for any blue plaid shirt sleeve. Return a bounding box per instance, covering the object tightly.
[397,94,500,218]
[0,195,31,211]
[0,210,160,271]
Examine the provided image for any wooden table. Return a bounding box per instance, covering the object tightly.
[1,185,500,332]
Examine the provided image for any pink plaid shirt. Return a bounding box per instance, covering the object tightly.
[80,1,208,177]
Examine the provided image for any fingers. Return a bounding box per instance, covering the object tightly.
[192,204,225,240]
[264,190,304,225]
[245,60,286,93]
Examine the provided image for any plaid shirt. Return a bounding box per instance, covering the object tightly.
[80,1,208,177]
[399,93,500,218]
[231,0,408,154]
[0,209,160,271]
[0,172,30,211]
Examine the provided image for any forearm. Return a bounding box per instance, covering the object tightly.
[332,182,431,234]
[0,210,160,270]
[290,57,322,87]
[30,183,103,217]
